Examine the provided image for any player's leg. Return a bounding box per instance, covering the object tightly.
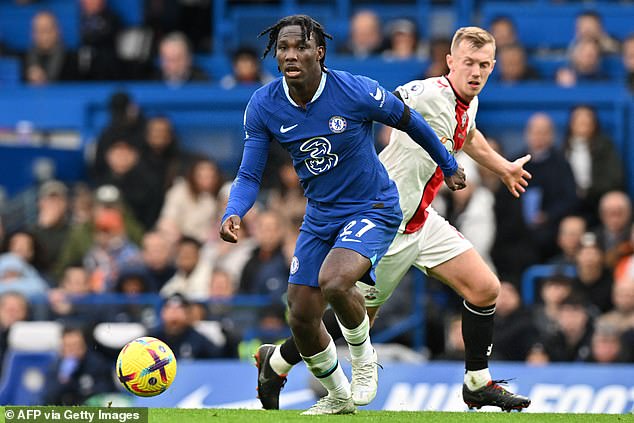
[286,230,355,415]
[428,250,530,411]
[257,229,414,410]
[421,211,530,411]
[325,207,402,406]
[318,247,376,406]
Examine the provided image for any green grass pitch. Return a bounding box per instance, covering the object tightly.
[147,408,634,423]
[2,407,632,422]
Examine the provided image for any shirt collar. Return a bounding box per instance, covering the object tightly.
[283,72,328,107]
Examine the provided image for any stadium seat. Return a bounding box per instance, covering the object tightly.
[194,321,227,347]
[93,322,147,349]
[480,2,634,52]
[520,264,576,305]
[0,58,20,87]
[0,351,57,405]
[8,321,63,352]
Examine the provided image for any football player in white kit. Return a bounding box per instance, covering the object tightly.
[255,26,532,412]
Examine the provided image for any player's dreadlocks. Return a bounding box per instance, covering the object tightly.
[259,15,333,72]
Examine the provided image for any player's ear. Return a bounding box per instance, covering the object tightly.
[446,53,453,70]
[316,46,325,62]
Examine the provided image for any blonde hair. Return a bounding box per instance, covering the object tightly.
[451,26,496,53]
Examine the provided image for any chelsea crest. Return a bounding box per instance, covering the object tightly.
[328,116,347,133]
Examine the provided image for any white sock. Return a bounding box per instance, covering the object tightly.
[302,339,351,399]
[338,313,374,362]
[464,368,492,391]
[269,345,293,376]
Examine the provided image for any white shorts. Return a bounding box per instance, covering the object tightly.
[356,207,472,307]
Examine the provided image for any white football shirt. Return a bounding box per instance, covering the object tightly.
[379,76,479,234]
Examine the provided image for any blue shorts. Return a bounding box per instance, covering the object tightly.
[288,202,402,288]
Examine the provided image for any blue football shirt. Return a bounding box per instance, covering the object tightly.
[224,70,410,219]
[223,69,459,222]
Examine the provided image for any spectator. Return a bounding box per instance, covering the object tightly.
[588,321,627,363]
[154,32,209,87]
[623,34,634,93]
[437,155,496,270]
[549,215,587,267]
[496,44,540,84]
[436,315,464,361]
[487,139,536,283]
[54,185,144,280]
[23,11,76,85]
[338,10,384,58]
[108,265,157,326]
[30,180,71,278]
[144,0,212,54]
[382,19,424,61]
[3,230,46,275]
[157,157,222,243]
[204,183,257,286]
[160,237,211,301]
[266,157,307,225]
[140,116,189,191]
[96,138,164,229]
[238,210,288,302]
[594,191,632,268]
[83,207,142,293]
[0,292,29,367]
[488,16,518,49]
[570,11,619,56]
[92,91,146,179]
[541,294,594,362]
[423,37,450,78]
[557,38,609,87]
[47,266,98,325]
[520,113,578,260]
[42,327,115,405]
[0,253,47,301]
[148,294,230,359]
[220,46,274,89]
[599,276,634,336]
[563,105,623,224]
[205,268,236,321]
[77,0,121,80]
[140,231,176,291]
[572,235,613,313]
[493,282,538,361]
[532,274,574,339]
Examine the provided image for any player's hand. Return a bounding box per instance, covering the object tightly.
[220,215,241,243]
[502,154,532,198]
[444,164,466,191]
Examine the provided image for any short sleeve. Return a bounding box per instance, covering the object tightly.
[393,80,428,111]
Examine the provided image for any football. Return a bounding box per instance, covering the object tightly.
[116,336,177,397]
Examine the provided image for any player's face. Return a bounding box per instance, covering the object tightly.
[276,25,324,85]
[446,40,495,100]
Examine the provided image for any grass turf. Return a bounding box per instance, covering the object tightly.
[147,408,634,422]
[1,407,632,422]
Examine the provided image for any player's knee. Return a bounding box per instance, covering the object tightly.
[288,308,320,335]
[479,277,500,306]
[320,277,350,304]
[464,276,500,307]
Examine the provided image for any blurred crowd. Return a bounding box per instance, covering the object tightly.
[0,2,632,92]
[0,0,634,405]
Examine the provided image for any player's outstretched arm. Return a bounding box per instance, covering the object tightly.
[220,98,271,240]
[376,87,465,190]
[463,129,532,198]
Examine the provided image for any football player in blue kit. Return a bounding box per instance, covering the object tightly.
[219,15,465,415]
